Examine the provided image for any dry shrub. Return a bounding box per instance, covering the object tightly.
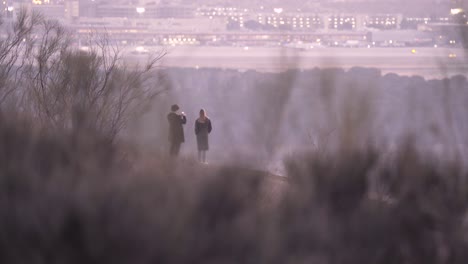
[2,110,468,264]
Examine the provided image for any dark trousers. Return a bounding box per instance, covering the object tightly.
[169,142,181,156]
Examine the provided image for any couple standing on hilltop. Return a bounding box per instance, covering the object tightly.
[167,104,212,163]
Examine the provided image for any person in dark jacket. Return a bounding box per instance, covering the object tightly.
[167,104,186,156]
[194,109,212,163]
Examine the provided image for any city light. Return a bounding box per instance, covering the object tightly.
[135,46,147,52]
[451,8,464,15]
[18,2,454,50]
[273,8,283,14]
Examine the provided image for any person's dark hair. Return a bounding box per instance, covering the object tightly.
[171,104,179,112]
[199,109,206,116]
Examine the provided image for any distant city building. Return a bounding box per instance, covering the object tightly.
[96,5,136,18]
[32,4,65,18]
[94,4,193,19]
[328,15,356,30]
[3,0,463,49]
[371,30,433,46]
[154,5,193,18]
[400,14,454,30]
[365,15,399,30]
[79,0,97,18]
[426,23,468,47]
[195,6,247,18]
[255,13,323,31]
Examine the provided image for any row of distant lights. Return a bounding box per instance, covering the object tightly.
[329,17,355,21]
[372,17,397,20]
[263,21,319,28]
[199,12,245,16]
[328,17,356,28]
[198,11,456,26]
[405,18,431,21]
[31,0,50,5]
[197,7,245,12]
[163,37,197,43]
[199,8,328,18]
[369,17,397,25]
[227,15,322,28]
[262,17,320,22]
[367,20,397,25]
[204,13,452,24]
[262,18,321,25]
[197,7,249,16]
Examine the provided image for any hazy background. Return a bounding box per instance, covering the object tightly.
[1,1,468,264]
[124,67,468,174]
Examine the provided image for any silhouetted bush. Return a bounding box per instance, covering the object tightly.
[2,111,468,264]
